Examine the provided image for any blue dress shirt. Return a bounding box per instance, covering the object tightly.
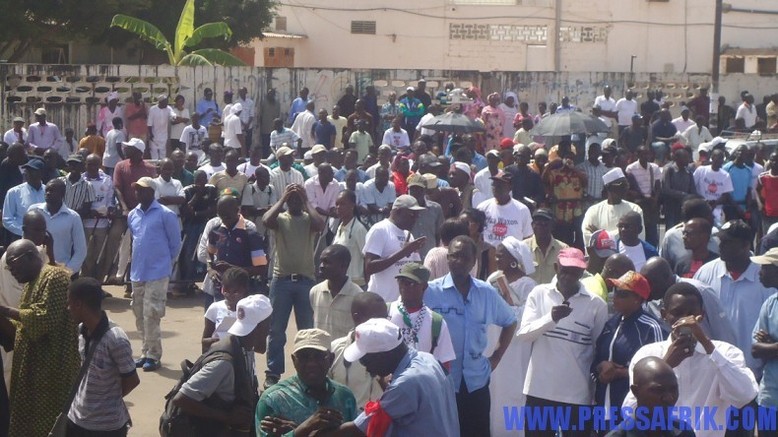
[128,200,182,282]
[196,99,221,126]
[2,183,45,236]
[288,97,308,125]
[354,349,461,437]
[424,273,517,393]
[694,259,774,377]
[28,203,86,272]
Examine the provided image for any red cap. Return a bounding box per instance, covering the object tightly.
[557,248,587,269]
[671,142,686,152]
[499,138,515,150]
[607,271,651,300]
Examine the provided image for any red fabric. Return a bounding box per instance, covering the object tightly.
[364,401,392,437]
[760,173,778,217]
[392,171,410,196]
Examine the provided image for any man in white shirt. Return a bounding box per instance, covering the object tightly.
[388,262,455,366]
[416,104,439,139]
[693,149,733,226]
[328,105,348,149]
[736,93,757,129]
[594,85,617,118]
[291,100,317,154]
[236,87,255,150]
[622,282,758,437]
[363,195,426,302]
[82,154,117,280]
[154,158,186,216]
[476,172,533,248]
[381,118,411,150]
[28,108,63,158]
[223,103,245,158]
[102,117,125,176]
[519,248,608,437]
[179,113,208,161]
[3,117,27,146]
[682,116,713,160]
[146,95,175,160]
[672,107,695,134]
[582,167,645,245]
[615,90,639,134]
[626,146,661,246]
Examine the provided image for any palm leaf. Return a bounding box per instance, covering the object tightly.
[183,22,233,48]
[182,49,246,66]
[174,0,196,56]
[111,14,172,54]
[178,53,213,66]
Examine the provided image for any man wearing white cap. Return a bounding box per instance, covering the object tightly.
[363,195,426,302]
[224,102,246,157]
[127,176,181,372]
[3,116,27,146]
[146,95,175,160]
[97,92,123,138]
[28,108,64,158]
[581,167,645,245]
[169,294,272,435]
[257,329,357,436]
[316,318,460,436]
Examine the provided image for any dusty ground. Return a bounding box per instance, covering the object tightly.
[103,287,298,437]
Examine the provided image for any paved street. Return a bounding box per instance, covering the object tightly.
[103,287,297,436]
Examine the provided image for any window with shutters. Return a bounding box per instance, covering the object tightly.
[757,57,776,75]
[725,57,745,74]
[275,16,287,32]
[351,21,376,35]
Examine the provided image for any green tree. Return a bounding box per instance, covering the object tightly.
[111,0,245,66]
[0,0,149,62]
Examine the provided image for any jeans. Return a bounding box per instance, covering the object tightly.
[181,221,206,283]
[131,277,169,361]
[266,277,315,377]
[651,141,669,164]
[525,395,592,437]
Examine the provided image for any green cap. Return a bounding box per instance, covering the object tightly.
[395,262,430,284]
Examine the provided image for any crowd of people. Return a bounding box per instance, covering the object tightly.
[0,80,776,437]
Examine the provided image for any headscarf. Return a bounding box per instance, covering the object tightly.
[500,236,536,275]
[503,92,518,108]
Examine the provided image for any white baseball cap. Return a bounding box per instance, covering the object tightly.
[122,138,146,153]
[344,318,403,362]
[227,295,273,337]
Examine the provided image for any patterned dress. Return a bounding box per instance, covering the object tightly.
[481,104,506,151]
[9,265,79,437]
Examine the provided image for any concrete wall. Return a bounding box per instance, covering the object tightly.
[1,64,774,138]
[250,0,778,73]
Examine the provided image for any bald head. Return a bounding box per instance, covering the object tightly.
[22,210,47,245]
[5,239,43,283]
[351,292,387,326]
[601,254,635,280]
[631,356,679,409]
[641,257,675,300]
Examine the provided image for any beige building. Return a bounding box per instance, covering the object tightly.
[251,0,778,74]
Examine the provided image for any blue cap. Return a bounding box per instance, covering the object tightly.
[21,157,44,171]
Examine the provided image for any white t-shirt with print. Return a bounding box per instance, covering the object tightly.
[619,241,647,272]
[477,198,533,248]
[204,300,237,340]
[362,219,421,302]
[388,302,456,364]
[693,165,734,224]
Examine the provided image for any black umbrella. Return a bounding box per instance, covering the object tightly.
[421,111,485,134]
[530,111,610,136]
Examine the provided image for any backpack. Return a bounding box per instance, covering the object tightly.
[389,303,444,353]
[159,337,254,437]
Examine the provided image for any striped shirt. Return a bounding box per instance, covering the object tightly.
[577,160,608,199]
[269,167,304,197]
[68,314,136,431]
[61,174,96,212]
[269,128,300,152]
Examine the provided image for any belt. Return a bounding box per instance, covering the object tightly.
[278,274,312,282]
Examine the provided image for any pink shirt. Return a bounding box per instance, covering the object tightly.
[304,177,342,212]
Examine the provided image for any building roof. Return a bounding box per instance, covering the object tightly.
[721,47,778,56]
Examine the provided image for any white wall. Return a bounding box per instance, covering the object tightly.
[253,0,778,73]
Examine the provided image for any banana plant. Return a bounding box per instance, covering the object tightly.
[111,0,245,66]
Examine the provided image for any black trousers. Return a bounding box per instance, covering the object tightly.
[66,420,128,437]
[524,395,592,437]
[456,379,491,437]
